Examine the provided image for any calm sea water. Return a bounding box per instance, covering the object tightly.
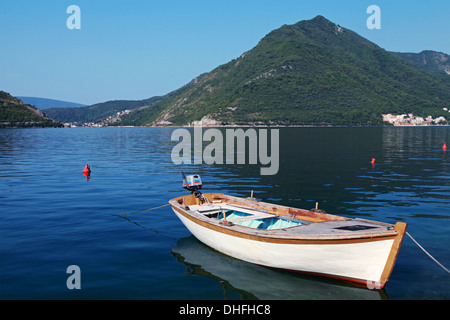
[0,127,449,300]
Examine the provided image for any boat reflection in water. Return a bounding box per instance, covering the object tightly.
[171,236,387,300]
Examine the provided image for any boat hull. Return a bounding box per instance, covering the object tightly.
[170,193,407,289]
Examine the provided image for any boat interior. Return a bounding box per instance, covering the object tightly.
[188,203,310,230]
[173,193,396,236]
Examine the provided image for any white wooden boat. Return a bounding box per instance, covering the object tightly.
[169,175,407,289]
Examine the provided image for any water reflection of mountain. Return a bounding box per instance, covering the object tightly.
[171,236,387,300]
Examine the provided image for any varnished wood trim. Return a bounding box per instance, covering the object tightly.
[378,221,408,288]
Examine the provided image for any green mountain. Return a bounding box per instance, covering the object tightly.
[0,91,63,128]
[17,97,86,110]
[44,96,163,124]
[391,50,450,75]
[117,15,450,126]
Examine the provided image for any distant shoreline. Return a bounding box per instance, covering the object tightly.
[31,124,450,129]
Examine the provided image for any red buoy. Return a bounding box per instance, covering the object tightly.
[371,158,376,165]
[443,143,448,151]
[83,164,91,175]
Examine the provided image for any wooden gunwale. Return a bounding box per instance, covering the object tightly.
[170,194,399,245]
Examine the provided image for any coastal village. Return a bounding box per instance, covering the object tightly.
[64,109,132,127]
[67,110,449,127]
[382,111,448,126]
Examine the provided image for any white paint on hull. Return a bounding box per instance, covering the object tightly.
[174,209,394,284]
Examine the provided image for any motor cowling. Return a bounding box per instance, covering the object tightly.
[182,173,203,193]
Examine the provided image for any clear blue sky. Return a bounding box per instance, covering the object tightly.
[1,0,449,105]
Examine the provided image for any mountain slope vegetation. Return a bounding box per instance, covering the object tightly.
[0,91,63,128]
[391,50,450,75]
[117,15,450,126]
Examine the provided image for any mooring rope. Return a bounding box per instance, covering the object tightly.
[115,203,171,217]
[406,232,450,274]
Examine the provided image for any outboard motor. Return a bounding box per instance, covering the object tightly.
[182,172,203,197]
